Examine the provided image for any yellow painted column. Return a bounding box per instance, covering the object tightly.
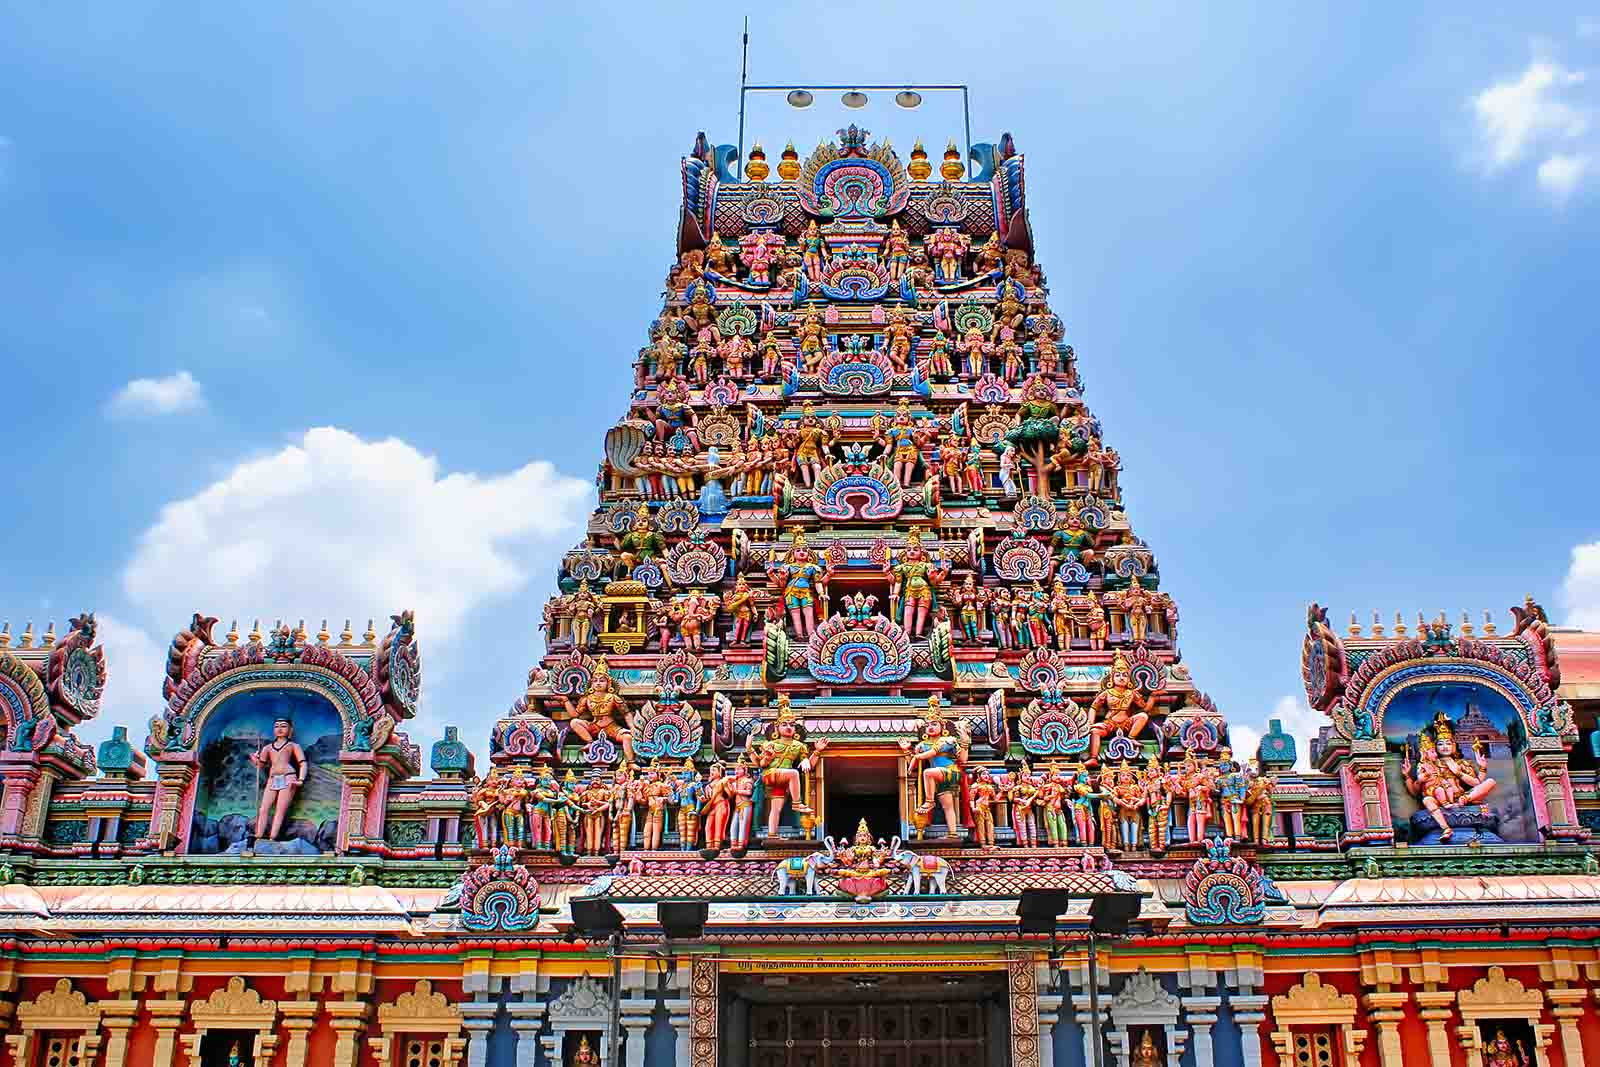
[1413,991,1456,1067]
[146,998,188,1067]
[101,999,141,1067]
[1362,992,1408,1067]
[281,1001,321,1067]
[329,1001,370,1067]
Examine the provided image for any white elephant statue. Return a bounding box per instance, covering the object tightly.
[776,844,835,896]
[896,848,952,895]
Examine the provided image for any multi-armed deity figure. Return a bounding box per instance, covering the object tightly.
[612,503,667,582]
[560,660,634,762]
[766,530,829,639]
[876,398,928,488]
[891,526,950,639]
[1403,712,1497,842]
[900,696,969,838]
[249,717,308,843]
[750,694,828,840]
[1088,650,1156,764]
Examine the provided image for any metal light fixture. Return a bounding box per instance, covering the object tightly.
[786,89,814,108]
[841,90,869,108]
[894,89,923,109]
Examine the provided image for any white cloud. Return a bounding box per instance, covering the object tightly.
[1561,541,1600,630]
[81,614,168,749]
[1472,61,1588,168]
[105,370,205,418]
[122,424,592,670]
[1538,152,1591,199]
[1228,723,1262,763]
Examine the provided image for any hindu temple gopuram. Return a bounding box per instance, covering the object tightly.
[4,127,1600,1067]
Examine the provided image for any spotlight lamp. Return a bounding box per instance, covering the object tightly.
[841,90,869,109]
[894,89,923,109]
[786,89,814,108]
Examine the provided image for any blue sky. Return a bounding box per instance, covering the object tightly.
[3,4,1598,764]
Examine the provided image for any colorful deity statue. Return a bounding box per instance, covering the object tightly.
[1109,761,1146,851]
[729,757,757,852]
[608,764,634,853]
[724,574,757,646]
[1010,769,1041,848]
[1006,375,1061,495]
[704,231,737,276]
[560,660,634,762]
[956,325,991,379]
[669,588,720,651]
[1244,759,1276,844]
[973,232,1005,276]
[927,329,955,379]
[1143,757,1173,852]
[1022,581,1051,648]
[1132,1031,1162,1067]
[699,761,733,855]
[883,219,912,281]
[1038,766,1068,846]
[901,696,969,838]
[963,437,986,495]
[939,434,966,497]
[1217,749,1248,839]
[650,323,687,381]
[1088,650,1156,764]
[766,530,829,639]
[989,587,1014,650]
[580,777,612,856]
[720,332,752,379]
[1181,753,1216,845]
[884,307,917,373]
[833,818,896,903]
[674,759,703,850]
[573,1035,600,1067]
[795,306,827,372]
[613,504,667,581]
[969,767,1000,848]
[640,765,673,850]
[891,526,950,638]
[471,770,502,850]
[750,695,827,839]
[532,767,559,851]
[927,226,970,282]
[1485,1028,1531,1067]
[996,331,1026,383]
[499,771,529,849]
[1068,766,1098,845]
[800,220,827,282]
[953,573,986,644]
[647,596,673,650]
[876,398,927,487]
[1051,502,1096,565]
[1403,712,1497,842]
[737,227,786,284]
[792,401,837,487]
[1120,574,1157,643]
[758,333,785,380]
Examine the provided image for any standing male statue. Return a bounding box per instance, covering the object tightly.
[250,717,308,842]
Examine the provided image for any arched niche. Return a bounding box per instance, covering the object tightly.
[1379,676,1541,845]
[188,686,344,855]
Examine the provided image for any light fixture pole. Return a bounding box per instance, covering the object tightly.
[1087,928,1104,1067]
[608,929,623,1067]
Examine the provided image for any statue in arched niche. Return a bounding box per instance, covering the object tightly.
[250,717,308,842]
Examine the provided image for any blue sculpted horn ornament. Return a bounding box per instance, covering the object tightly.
[459,845,541,932]
[630,688,704,760]
[813,449,904,521]
[796,127,911,219]
[1183,837,1277,926]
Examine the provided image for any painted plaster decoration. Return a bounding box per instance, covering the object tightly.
[459,845,540,932]
[827,820,904,902]
[629,687,704,760]
[558,659,633,763]
[900,695,970,838]
[44,613,106,725]
[249,716,308,842]
[1182,836,1277,926]
[1402,712,1500,844]
[373,610,420,720]
[748,695,826,840]
[805,593,913,685]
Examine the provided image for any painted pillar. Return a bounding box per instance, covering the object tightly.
[460,1001,499,1067]
[507,1002,546,1067]
[1458,1026,1485,1067]
[1073,995,1106,1067]
[1230,994,1268,1067]
[0,765,41,841]
[328,1001,370,1067]
[146,998,187,1067]
[1363,992,1408,1067]
[1414,991,1456,1067]
[1037,993,1062,1067]
[1549,988,1588,1067]
[281,1000,320,1067]
[100,999,139,1067]
[1181,997,1220,1067]
[621,1007,652,1067]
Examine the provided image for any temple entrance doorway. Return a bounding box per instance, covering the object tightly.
[823,756,901,842]
[727,970,1008,1067]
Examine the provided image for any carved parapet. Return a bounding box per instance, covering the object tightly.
[181,977,280,1063]
[369,980,465,1067]
[6,979,104,1067]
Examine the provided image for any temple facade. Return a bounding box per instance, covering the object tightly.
[2,129,1599,1067]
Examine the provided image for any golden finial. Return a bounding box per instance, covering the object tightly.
[774,692,798,724]
[1348,611,1362,638]
[1393,612,1407,638]
[745,142,769,181]
[340,618,354,646]
[1371,610,1384,638]
[778,141,800,181]
[41,621,56,649]
[249,618,262,643]
[940,139,964,180]
[1482,609,1497,637]
[19,621,33,649]
[0,622,9,649]
[317,619,330,644]
[1460,611,1474,637]
[908,139,932,180]
[364,618,378,645]
[225,619,239,645]
[294,618,308,641]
